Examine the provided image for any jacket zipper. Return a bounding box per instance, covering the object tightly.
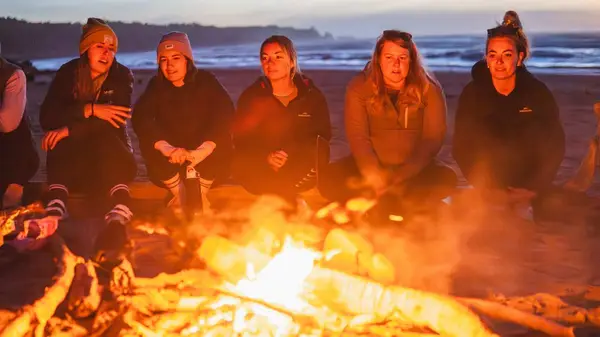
[404,106,409,128]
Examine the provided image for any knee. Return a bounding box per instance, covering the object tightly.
[147,161,179,186]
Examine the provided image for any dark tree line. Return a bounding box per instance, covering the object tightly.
[0,17,332,60]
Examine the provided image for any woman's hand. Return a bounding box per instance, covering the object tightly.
[365,170,388,197]
[267,150,288,171]
[87,104,131,128]
[42,127,69,151]
[169,148,189,165]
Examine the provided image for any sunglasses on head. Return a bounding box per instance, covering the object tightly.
[383,30,413,41]
[487,25,520,38]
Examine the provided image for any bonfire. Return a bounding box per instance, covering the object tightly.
[2,193,598,337]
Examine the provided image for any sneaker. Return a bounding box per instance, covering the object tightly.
[2,184,23,209]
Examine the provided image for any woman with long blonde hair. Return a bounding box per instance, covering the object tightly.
[319,30,456,222]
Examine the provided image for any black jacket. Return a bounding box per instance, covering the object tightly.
[452,60,565,191]
[232,74,331,161]
[132,68,234,153]
[40,58,133,146]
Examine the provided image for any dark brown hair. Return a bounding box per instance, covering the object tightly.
[260,35,300,79]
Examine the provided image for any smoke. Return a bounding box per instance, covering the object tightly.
[182,189,595,299]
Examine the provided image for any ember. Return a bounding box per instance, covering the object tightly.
[0,198,588,337]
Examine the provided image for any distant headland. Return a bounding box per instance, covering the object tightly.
[0,17,333,60]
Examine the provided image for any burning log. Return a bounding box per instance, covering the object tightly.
[306,267,497,337]
[67,261,101,319]
[198,235,497,337]
[458,298,575,337]
[322,228,396,284]
[133,269,220,289]
[0,235,80,337]
[44,317,88,337]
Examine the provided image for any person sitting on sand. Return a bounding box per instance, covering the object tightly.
[452,11,565,216]
[0,47,39,211]
[39,18,137,262]
[231,35,332,207]
[132,32,234,217]
[318,30,456,222]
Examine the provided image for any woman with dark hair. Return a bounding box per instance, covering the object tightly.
[40,18,136,261]
[452,11,565,215]
[319,30,456,221]
[231,35,332,206]
[132,32,234,218]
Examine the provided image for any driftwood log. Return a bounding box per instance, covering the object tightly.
[0,235,80,337]
[198,235,498,337]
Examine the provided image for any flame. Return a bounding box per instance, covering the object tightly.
[113,197,499,336]
[227,236,322,334]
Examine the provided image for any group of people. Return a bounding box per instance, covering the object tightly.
[1,11,569,260]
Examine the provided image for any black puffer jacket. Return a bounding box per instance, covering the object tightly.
[232,74,331,162]
[452,60,565,191]
[132,68,234,153]
[40,58,134,148]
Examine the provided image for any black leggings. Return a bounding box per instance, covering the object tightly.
[45,133,136,201]
[318,155,457,213]
[232,149,317,202]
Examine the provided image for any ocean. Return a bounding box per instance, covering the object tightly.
[32,33,600,75]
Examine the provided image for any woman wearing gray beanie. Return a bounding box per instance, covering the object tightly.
[132,31,234,219]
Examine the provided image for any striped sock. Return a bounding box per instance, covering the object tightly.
[199,177,214,213]
[106,184,133,225]
[45,184,69,219]
[105,204,133,225]
[294,168,317,189]
[163,174,183,199]
[163,174,185,212]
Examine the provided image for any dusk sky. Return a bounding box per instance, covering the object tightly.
[3,0,600,37]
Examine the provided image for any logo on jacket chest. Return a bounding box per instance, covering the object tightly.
[297,111,312,118]
[101,89,115,104]
[519,106,533,113]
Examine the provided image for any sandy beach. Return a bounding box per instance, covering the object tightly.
[3,67,600,333]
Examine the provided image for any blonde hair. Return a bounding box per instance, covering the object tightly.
[486,10,530,61]
[260,35,301,79]
[366,30,437,113]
